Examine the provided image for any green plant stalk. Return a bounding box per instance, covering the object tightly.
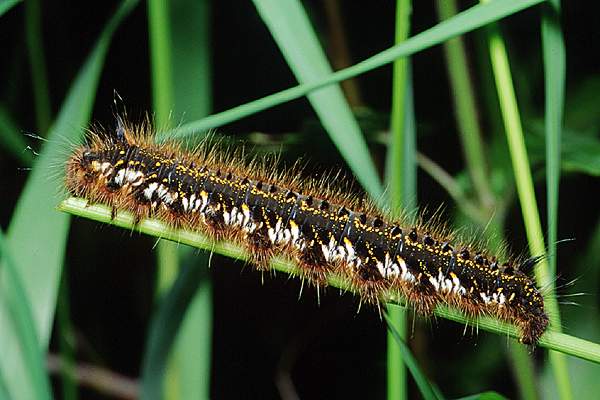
[437,2,537,398]
[508,341,538,400]
[387,2,411,399]
[58,197,600,364]
[484,18,572,400]
[435,0,494,210]
[25,0,51,133]
[148,0,174,128]
[541,0,565,286]
[159,0,544,142]
[541,1,569,397]
[147,0,182,399]
[385,309,439,400]
[148,0,177,295]
[168,0,213,398]
[140,248,210,400]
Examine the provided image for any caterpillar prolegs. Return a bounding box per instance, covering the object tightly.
[65,120,549,345]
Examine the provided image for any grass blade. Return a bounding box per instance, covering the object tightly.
[252,0,382,199]
[482,9,572,399]
[161,0,544,142]
[0,229,52,400]
[169,0,213,398]
[385,308,441,400]
[0,1,138,398]
[541,0,565,297]
[146,0,212,398]
[140,257,210,400]
[0,0,21,17]
[436,2,537,398]
[386,1,413,399]
[435,0,494,210]
[541,1,570,398]
[147,1,182,399]
[58,197,600,365]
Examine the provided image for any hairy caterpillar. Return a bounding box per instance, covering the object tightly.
[65,119,549,345]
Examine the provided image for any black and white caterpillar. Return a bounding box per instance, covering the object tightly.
[65,121,549,344]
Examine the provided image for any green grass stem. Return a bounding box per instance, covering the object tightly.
[168,0,213,398]
[385,309,440,400]
[58,197,600,365]
[541,0,565,286]
[147,1,213,398]
[483,14,572,400]
[436,2,537,397]
[541,1,569,398]
[148,0,174,125]
[386,1,412,399]
[435,0,494,210]
[147,1,184,398]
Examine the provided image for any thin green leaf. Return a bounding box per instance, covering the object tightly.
[58,197,600,365]
[483,12,571,398]
[147,0,213,398]
[0,1,139,399]
[435,0,494,210]
[542,2,571,397]
[160,0,544,143]
[0,229,52,400]
[0,0,21,17]
[542,0,565,285]
[168,0,213,398]
[252,0,382,199]
[140,255,210,400]
[385,1,413,398]
[385,307,441,400]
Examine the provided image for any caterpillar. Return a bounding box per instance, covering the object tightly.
[65,119,549,345]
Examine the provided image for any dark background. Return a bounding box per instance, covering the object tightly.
[1,1,599,399]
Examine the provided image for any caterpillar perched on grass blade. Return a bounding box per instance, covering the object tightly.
[64,119,549,345]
